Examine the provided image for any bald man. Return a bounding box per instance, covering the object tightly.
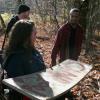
[51,8,84,66]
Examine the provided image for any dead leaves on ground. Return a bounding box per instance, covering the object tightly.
[35,38,100,100]
[0,35,100,99]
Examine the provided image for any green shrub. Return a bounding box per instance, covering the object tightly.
[1,13,12,25]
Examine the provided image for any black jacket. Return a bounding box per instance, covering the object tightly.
[6,15,19,34]
[3,48,46,100]
[4,48,46,78]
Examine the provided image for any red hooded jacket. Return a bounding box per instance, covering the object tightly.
[51,22,84,65]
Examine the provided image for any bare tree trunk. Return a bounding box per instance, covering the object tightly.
[85,0,100,54]
[52,0,60,31]
[15,0,25,13]
[35,0,44,21]
[17,0,25,4]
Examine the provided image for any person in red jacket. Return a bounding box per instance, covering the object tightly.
[51,8,84,66]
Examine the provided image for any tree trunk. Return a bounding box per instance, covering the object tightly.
[52,0,60,31]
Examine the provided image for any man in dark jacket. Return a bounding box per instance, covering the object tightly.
[6,4,30,35]
[51,8,84,66]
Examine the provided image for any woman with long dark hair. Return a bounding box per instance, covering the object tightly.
[3,20,46,100]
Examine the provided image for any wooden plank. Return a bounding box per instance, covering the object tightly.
[2,60,92,100]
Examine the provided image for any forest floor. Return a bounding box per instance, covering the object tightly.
[0,34,100,100]
[35,35,100,100]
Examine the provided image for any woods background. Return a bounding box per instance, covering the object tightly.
[0,0,100,99]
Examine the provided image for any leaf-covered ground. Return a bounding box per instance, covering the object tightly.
[35,36,100,100]
[0,35,100,99]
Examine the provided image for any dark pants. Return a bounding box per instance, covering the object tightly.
[8,90,23,100]
[69,47,78,61]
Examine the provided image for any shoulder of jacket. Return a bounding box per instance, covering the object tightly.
[58,22,70,32]
[10,15,18,21]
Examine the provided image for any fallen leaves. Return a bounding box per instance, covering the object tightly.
[35,37,100,99]
[0,35,100,99]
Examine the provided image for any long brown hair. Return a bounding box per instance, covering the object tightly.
[5,20,34,56]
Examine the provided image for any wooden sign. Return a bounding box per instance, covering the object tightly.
[3,60,92,100]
